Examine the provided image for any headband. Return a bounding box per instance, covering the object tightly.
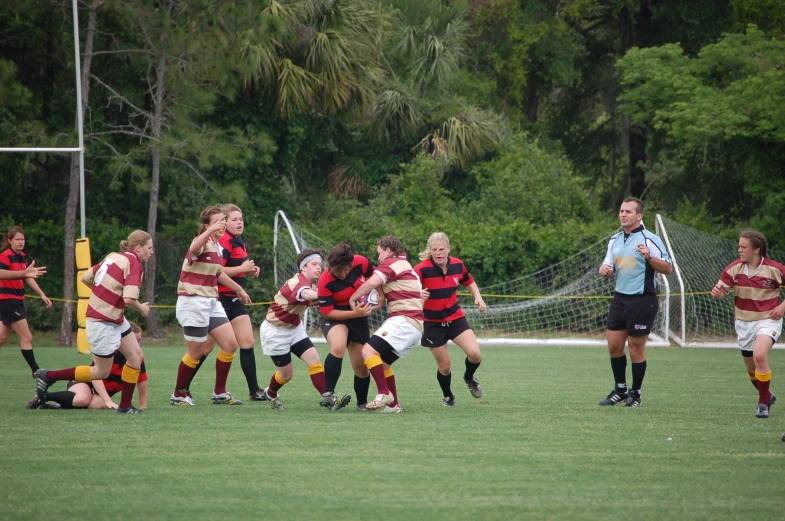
[299,253,322,270]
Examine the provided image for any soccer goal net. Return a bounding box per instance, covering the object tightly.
[273,210,672,346]
[655,215,785,348]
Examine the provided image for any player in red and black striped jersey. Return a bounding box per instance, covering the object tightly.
[413,232,487,406]
[317,243,377,410]
[28,323,149,410]
[0,226,52,376]
[187,204,265,402]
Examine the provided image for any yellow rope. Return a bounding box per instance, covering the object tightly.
[26,292,715,305]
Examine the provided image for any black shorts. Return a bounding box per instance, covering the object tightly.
[320,316,370,345]
[0,299,25,326]
[606,293,659,337]
[67,380,104,396]
[218,294,249,321]
[367,335,400,366]
[421,317,472,348]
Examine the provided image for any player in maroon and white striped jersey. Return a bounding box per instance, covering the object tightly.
[259,249,335,410]
[414,232,487,406]
[712,229,785,419]
[34,230,154,414]
[349,236,424,412]
[0,226,52,377]
[189,204,265,403]
[171,206,251,407]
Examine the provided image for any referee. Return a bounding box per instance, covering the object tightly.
[598,197,673,407]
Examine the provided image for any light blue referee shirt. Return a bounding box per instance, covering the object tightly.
[601,225,672,295]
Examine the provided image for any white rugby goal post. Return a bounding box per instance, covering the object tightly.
[273,210,672,346]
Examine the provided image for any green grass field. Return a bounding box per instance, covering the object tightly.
[1,344,784,521]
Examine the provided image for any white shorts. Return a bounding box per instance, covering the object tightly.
[736,318,782,351]
[371,316,422,359]
[260,320,309,357]
[176,296,227,328]
[86,317,131,357]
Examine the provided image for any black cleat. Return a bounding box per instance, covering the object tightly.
[464,376,483,398]
[117,406,144,414]
[331,394,352,411]
[624,390,641,407]
[768,393,777,408]
[599,389,628,406]
[34,369,51,396]
[26,395,43,409]
[40,403,61,410]
[250,389,268,402]
[442,396,456,407]
[756,403,769,418]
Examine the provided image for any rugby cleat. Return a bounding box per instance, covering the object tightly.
[464,376,483,399]
[768,393,777,408]
[625,390,642,407]
[211,392,243,405]
[331,393,352,411]
[356,403,369,411]
[26,394,43,410]
[319,392,337,408]
[598,388,628,406]
[34,369,51,396]
[170,394,196,406]
[381,404,402,414]
[250,389,268,402]
[40,403,61,410]
[756,403,769,418]
[366,392,394,410]
[117,406,144,414]
[263,388,284,410]
[442,396,455,407]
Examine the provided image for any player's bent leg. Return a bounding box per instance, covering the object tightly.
[12,319,33,349]
[599,329,630,406]
[430,345,454,403]
[208,321,243,404]
[323,325,349,402]
[348,343,370,408]
[452,329,483,399]
[362,343,392,409]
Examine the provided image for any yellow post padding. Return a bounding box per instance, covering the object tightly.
[308,362,324,375]
[75,238,92,270]
[75,365,92,382]
[274,371,290,385]
[182,354,200,368]
[76,328,91,355]
[77,300,88,328]
[77,269,92,299]
[384,367,395,378]
[365,354,383,370]
[217,349,236,363]
[121,365,141,384]
[756,370,772,382]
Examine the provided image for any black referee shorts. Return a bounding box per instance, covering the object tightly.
[606,293,659,337]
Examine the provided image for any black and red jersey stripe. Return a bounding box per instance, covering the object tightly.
[318,255,374,315]
[91,351,148,396]
[0,249,28,301]
[413,257,474,322]
[218,232,247,297]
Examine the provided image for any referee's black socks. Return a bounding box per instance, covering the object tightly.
[631,360,647,392]
[610,355,628,392]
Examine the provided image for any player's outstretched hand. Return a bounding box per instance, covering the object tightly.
[25,261,46,279]
[710,283,729,300]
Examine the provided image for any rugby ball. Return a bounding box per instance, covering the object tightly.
[359,289,380,307]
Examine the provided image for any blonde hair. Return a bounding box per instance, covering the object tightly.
[120,230,152,251]
[418,232,450,261]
